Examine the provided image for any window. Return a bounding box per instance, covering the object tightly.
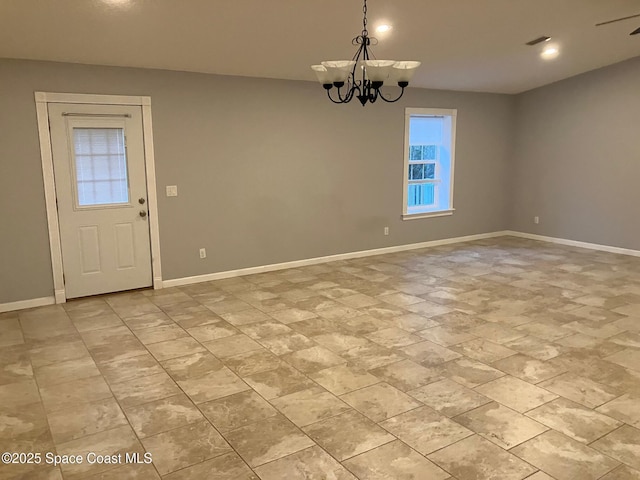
[403,108,456,219]
[72,127,130,207]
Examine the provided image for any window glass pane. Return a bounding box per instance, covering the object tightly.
[408,183,435,207]
[73,128,129,206]
[409,145,423,160]
[409,163,435,181]
[422,145,437,160]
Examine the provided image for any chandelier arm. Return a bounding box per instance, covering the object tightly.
[377,86,406,103]
[326,90,347,104]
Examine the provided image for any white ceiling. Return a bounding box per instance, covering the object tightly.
[1,0,639,94]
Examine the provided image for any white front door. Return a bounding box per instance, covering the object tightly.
[48,103,152,299]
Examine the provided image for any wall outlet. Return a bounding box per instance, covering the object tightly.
[534,216,540,224]
[384,227,389,236]
[166,185,178,197]
[199,248,206,259]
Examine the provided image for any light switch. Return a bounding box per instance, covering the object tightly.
[166,185,178,197]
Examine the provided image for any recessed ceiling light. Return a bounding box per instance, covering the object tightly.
[541,46,559,59]
[376,24,392,33]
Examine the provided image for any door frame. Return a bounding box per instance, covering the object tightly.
[35,92,163,304]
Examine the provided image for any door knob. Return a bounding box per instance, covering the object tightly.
[139,198,146,204]
[139,210,147,218]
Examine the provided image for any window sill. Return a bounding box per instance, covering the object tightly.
[402,209,455,220]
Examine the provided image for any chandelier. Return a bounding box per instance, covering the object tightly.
[311,0,421,106]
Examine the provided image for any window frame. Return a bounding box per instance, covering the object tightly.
[402,107,457,220]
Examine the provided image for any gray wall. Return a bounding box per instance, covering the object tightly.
[510,56,640,249]
[0,59,514,303]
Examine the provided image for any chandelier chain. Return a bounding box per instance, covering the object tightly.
[362,0,368,36]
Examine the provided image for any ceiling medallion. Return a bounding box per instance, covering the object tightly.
[311,0,421,106]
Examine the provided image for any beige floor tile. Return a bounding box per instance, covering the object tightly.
[220,308,272,326]
[340,315,394,336]
[110,372,181,408]
[81,325,135,348]
[364,327,423,349]
[134,324,188,345]
[288,317,341,336]
[98,352,164,385]
[271,386,350,427]
[454,402,548,449]
[163,452,257,480]
[369,359,441,391]
[606,349,640,372]
[409,378,491,417]
[170,308,222,329]
[28,340,91,368]
[492,353,567,384]
[268,307,318,324]
[538,372,619,408]
[475,376,558,413]
[254,445,355,480]
[124,393,203,438]
[223,415,315,467]
[202,334,262,358]
[47,397,128,444]
[224,348,281,377]
[40,376,112,413]
[437,357,505,387]
[199,390,278,432]
[244,364,316,400]
[428,434,537,480]
[56,425,144,479]
[186,322,238,342]
[123,312,174,330]
[504,335,564,361]
[34,356,100,387]
[378,292,427,307]
[310,364,380,395]
[527,397,621,443]
[238,321,292,339]
[312,332,370,352]
[71,313,123,333]
[591,425,640,470]
[83,463,160,479]
[281,345,346,373]
[597,393,640,427]
[257,332,315,355]
[469,323,526,344]
[160,351,223,381]
[178,367,250,403]
[146,337,206,361]
[453,338,516,363]
[399,340,462,366]
[511,430,620,480]
[0,378,41,410]
[380,406,473,455]
[599,465,640,480]
[0,402,53,452]
[387,312,440,332]
[341,382,422,422]
[302,410,394,460]
[0,345,33,386]
[341,344,403,370]
[418,325,477,346]
[344,440,450,480]
[141,420,231,475]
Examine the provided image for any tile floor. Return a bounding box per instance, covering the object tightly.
[1,237,640,479]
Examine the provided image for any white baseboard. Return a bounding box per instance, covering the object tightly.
[505,231,640,257]
[0,296,56,313]
[163,231,510,288]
